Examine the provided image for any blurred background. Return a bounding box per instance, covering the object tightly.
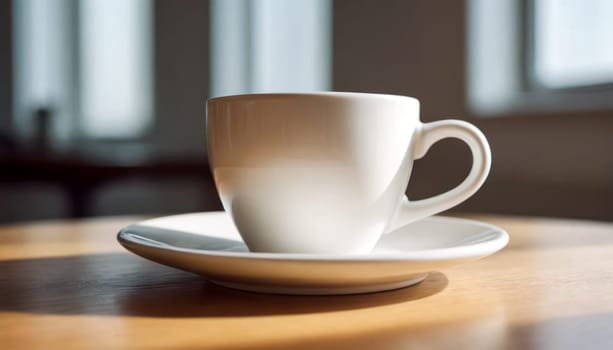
[0,0,612,224]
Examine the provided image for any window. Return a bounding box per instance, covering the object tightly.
[13,0,153,144]
[79,0,153,138]
[468,0,613,115]
[210,0,332,97]
[12,0,330,149]
[533,0,613,88]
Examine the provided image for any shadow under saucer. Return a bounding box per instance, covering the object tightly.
[0,252,448,317]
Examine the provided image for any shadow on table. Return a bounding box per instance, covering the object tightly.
[0,252,447,317]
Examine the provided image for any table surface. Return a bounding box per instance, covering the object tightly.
[1,214,612,349]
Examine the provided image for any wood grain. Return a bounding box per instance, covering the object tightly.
[1,214,613,349]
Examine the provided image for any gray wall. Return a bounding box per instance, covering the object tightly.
[0,0,214,223]
[333,0,613,220]
[152,0,210,157]
[2,0,611,222]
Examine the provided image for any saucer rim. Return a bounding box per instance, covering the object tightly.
[117,213,509,262]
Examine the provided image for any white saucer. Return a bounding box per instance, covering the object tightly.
[117,212,508,295]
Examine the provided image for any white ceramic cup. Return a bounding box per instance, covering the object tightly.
[207,92,491,254]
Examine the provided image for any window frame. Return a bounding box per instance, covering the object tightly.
[467,0,613,117]
[524,0,613,92]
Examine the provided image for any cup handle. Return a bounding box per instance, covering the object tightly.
[386,119,491,232]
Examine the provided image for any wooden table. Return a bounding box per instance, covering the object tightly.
[1,214,612,349]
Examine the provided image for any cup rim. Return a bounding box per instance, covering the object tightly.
[207,91,419,105]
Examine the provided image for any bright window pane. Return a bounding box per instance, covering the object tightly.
[13,0,74,142]
[210,0,331,97]
[80,0,153,138]
[251,0,331,93]
[534,0,613,88]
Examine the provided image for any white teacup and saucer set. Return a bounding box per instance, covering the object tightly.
[118,92,508,295]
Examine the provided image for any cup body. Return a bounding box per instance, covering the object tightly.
[207,92,420,254]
